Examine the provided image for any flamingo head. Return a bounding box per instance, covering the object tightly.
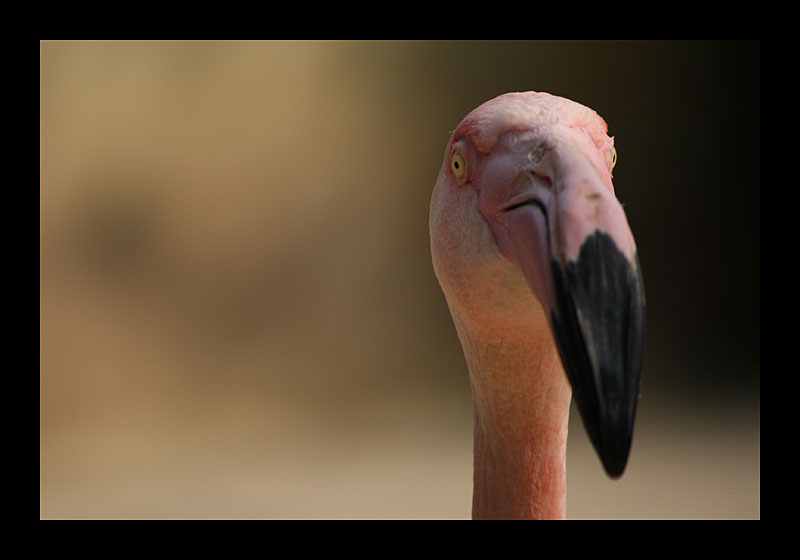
[430,92,645,478]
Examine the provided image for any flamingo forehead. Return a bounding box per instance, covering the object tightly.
[453,92,610,154]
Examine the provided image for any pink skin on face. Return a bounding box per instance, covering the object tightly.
[457,121,636,318]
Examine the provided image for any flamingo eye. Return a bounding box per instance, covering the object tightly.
[451,151,467,181]
[610,146,617,170]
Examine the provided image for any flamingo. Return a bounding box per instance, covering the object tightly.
[429,92,645,519]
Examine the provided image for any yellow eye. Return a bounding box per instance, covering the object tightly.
[451,151,466,180]
[610,146,617,171]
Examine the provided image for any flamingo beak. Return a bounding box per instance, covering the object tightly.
[481,126,645,478]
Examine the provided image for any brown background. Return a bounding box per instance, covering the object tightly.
[40,40,759,519]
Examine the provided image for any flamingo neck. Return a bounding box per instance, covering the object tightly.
[456,319,572,519]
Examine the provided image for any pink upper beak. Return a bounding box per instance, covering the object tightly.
[477,125,645,478]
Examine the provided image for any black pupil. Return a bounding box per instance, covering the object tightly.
[454,160,460,169]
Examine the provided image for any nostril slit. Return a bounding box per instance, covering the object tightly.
[505,199,532,211]
[504,198,547,215]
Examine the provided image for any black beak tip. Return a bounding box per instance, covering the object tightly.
[598,431,633,479]
[549,230,645,480]
[604,464,626,480]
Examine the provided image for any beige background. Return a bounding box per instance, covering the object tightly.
[40,40,759,519]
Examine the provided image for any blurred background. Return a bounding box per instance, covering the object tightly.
[40,40,759,519]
